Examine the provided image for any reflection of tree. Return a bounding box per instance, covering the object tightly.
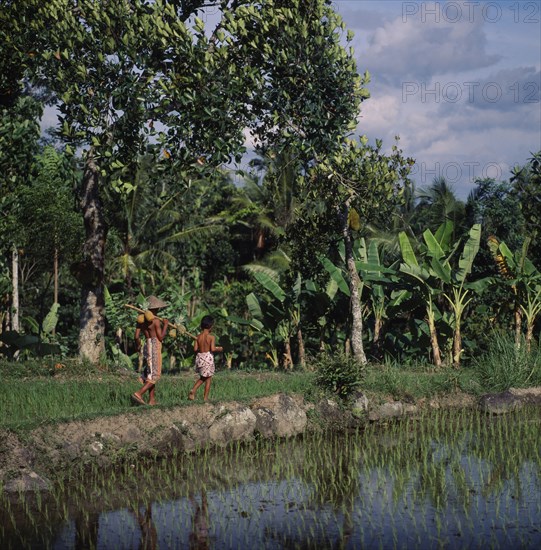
[304,431,362,509]
[131,502,157,550]
[8,411,540,549]
[189,489,210,550]
[75,510,100,549]
[466,410,541,499]
[357,410,541,512]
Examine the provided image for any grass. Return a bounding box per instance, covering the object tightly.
[473,332,541,392]
[362,363,483,400]
[3,334,537,432]
[0,368,315,431]
[2,408,540,549]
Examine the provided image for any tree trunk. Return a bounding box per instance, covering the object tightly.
[297,326,305,369]
[526,322,534,353]
[124,234,132,293]
[514,306,522,348]
[53,246,59,304]
[341,201,367,365]
[427,308,442,368]
[452,324,461,368]
[371,315,383,359]
[11,245,19,332]
[52,247,59,336]
[78,150,107,363]
[283,339,293,369]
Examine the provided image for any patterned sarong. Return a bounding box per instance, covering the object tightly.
[195,351,215,378]
[142,337,162,384]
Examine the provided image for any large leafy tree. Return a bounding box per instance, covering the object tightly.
[511,152,541,264]
[301,138,413,364]
[17,146,83,305]
[5,0,361,362]
[0,94,42,331]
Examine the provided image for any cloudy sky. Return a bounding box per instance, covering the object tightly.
[333,0,541,197]
[39,1,540,199]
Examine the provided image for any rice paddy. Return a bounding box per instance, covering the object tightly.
[1,407,540,549]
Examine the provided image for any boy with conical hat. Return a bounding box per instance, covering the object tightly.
[132,295,169,406]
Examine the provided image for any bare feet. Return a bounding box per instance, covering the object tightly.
[188,391,195,401]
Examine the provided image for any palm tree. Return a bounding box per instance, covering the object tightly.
[231,149,300,267]
[413,176,466,239]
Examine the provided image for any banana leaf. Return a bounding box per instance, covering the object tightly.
[253,271,285,302]
[398,231,418,267]
[456,224,481,282]
[321,257,350,296]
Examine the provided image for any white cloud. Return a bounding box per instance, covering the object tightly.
[357,94,400,137]
[359,4,501,84]
[40,105,60,133]
[335,0,540,198]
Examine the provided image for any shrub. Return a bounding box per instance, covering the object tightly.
[474,332,541,392]
[312,352,365,399]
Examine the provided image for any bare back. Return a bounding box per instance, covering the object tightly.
[135,310,168,348]
[144,317,163,339]
[195,329,215,353]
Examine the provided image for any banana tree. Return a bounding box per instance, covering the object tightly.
[400,222,484,367]
[356,239,410,358]
[321,238,408,359]
[303,277,342,353]
[487,236,541,351]
[244,269,305,369]
[427,224,483,367]
[398,230,445,367]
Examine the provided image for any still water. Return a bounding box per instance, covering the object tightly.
[2,409,540,549]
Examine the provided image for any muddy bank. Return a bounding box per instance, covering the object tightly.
[2,388,541,493]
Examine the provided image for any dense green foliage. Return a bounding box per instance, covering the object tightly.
[313,352,365,399]
[474,332,541,392]
[0,2,539,378]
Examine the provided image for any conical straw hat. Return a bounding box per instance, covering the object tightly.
[147,295,167,310]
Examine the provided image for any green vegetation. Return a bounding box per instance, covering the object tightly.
[475,332,541,392]
[0,366,314,431]
[313,352,365,399]
[0,2,539,381]
[2,408,540,548]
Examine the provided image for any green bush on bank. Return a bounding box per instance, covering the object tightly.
[474,332,541,392]
[312,353,365,399]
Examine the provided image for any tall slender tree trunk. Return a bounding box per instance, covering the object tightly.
[11,245,19,332]
[373,316,383,344]
[283,339,293,369]
[514,306,522,348]
[427,304,442,368]
[341,201,367,365]
[297,326,305,369]
[53,246,59,305]
[52,246,59,336]
[452,324,462,368]
[78,150,107,363]
[525,322,534,353]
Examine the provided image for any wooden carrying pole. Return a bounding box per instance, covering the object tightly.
[124,303,197,340]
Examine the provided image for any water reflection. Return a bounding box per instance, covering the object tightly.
[189,490,210,550]
[131,503,157,550]
[2,409,540,549]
